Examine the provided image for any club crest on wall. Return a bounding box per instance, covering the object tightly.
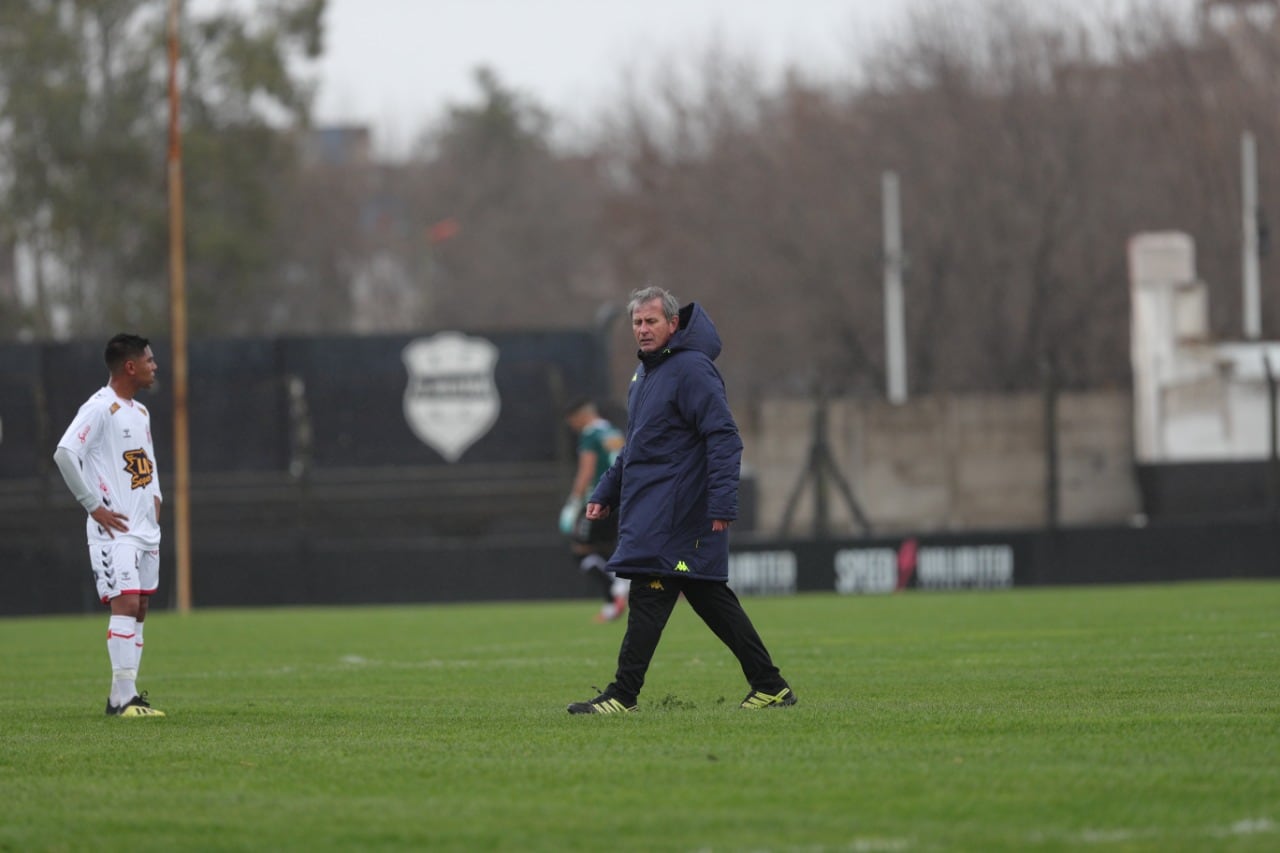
[401,332,500,463]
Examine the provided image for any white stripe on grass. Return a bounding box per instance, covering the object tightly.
[1030,817,1277,847]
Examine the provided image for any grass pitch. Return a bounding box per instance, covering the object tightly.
[1,580,1277,852]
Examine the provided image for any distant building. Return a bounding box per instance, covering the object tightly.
[300,125,372,169]
[1129,231,1280,461]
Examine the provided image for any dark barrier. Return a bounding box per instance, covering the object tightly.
[0,328,616,615]
[185,338,292,472]
[189,533,586,608]
[1,329,607,476]
[727,521,1280,596]
[1135,461,1278,522]
[0,345,46,479]
[3,511,1277,615]
[5,333,1278,616]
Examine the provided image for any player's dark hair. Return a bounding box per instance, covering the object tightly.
[564,396,597,418]
[104,333,150,373]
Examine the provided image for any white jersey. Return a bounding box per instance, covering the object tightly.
[57,386,163,547]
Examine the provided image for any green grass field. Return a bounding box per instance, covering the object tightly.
[1,580,1277,852]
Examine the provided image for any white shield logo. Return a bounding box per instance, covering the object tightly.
[402,333,500,463]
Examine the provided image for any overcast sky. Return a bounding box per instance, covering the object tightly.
[301,0,913,157]
[191,1,1214,158]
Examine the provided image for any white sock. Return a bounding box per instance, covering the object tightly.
[579,553,607,573]
[135,621,145,673]
[107,615,139,706]
[611,577,631,599]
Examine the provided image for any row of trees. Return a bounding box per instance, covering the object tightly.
[0,0,323,338]
[2,0,1279,402]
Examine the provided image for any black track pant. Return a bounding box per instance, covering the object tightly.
[606,575,787,704]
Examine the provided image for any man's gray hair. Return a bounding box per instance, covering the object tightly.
[628,285,680,320]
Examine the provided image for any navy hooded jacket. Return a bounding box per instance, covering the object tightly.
[590,302,743,581]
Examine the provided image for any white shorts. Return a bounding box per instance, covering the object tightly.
[89,542,160,604]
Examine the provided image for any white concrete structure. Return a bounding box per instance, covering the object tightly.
[1129,231,1280,462]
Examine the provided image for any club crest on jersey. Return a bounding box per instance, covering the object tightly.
[122,448,154,489]
[401,332,500,463]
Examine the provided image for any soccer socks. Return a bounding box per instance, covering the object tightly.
[135,620,145,672]
[579,553,607,572]
[107,615,140,707]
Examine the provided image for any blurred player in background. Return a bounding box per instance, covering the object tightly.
[53,333,166,717]
[561,398,629,622]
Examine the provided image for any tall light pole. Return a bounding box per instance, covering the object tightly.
[882,171,908,403]
[1242,130,1263,340]
[167,0,192,613]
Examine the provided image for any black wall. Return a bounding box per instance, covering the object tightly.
[4,333,1278,616]
[727,521,1280,595]
[4,509,1277,616]
[0,330,607,477]
[1136,461,1280,522]
[0,329,614,615]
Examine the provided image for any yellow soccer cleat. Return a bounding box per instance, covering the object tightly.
[740,686,797,709]
[567,690,637,714]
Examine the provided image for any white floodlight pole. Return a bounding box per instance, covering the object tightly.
[1243,131,1262,340]
[882,171,908,403]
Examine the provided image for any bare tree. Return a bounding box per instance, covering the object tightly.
[0,0,323,340]
[589,0,1280,403]
[395,68,611,331]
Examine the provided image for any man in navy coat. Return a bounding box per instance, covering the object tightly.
[568,286,796,714]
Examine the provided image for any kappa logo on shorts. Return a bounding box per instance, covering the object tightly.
[675,560,690,572]
[402,333,500,463]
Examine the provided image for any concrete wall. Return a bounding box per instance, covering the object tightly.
[743,390,1142,536]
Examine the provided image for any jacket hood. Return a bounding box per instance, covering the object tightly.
[648,302,721,363]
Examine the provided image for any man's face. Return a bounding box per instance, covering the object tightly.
[127,346,158,389]
[632,299,678,354]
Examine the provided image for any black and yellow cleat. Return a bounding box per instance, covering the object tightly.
[108,692,166,718]
[567,691,637,715]
[740,686,797,709]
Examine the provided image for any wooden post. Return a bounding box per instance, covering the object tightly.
[167,0,192,613]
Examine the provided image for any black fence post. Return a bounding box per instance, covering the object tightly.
[1264,354,1279,523]
[1041,356,1060,530]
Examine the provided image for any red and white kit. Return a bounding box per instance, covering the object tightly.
[57,386,163,598]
